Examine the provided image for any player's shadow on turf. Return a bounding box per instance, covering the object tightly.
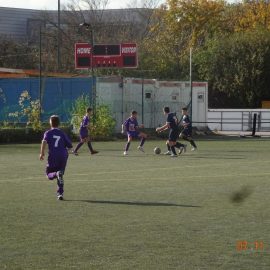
[65,199,201,207]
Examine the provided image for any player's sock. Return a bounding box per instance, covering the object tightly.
[171,146,177,155]
[166,143,171,151]
[74,142,83,153]
[125,142,130,151]
[56,171,64,195]
[87,141,94,152]
[175,142,185,149]
[190,140,197,148]
[139,138,145,147]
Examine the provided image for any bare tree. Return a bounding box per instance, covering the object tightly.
[0,0,160,73]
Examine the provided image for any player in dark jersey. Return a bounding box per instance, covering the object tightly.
[179,107,197,151]
[122,110,147,155]
[39,115,73,200]
[72,107,98,155]
[156,107,183,157]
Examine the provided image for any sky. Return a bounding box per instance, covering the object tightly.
[0,0,137,10]
[0,0,237,11]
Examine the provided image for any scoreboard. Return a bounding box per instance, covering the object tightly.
[75,43,138,69]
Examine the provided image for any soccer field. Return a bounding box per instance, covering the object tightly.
[0,139,269,269]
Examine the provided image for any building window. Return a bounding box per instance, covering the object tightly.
[198,93,204,102]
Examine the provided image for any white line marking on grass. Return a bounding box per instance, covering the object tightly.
[0,159,269,184]
[68,159,270,176]
[67,172,270,182]
[1,172,270,184]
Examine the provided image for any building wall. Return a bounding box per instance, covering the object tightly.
[96,77,208,130]
[0,76,208,130]
[0,7,40,40]
[0,7,153,42]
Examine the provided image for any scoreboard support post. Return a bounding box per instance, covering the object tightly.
[89,28,96,121]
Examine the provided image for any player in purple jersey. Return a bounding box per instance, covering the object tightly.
[72,107,98,155]
[39,115,73,200]
[122,110,147,155]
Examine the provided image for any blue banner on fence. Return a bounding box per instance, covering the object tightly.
[0,77,93,122]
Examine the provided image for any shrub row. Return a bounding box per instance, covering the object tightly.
[0,127,170,144]
[0,127,75,144]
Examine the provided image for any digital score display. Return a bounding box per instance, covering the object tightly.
[75,43,137,69]
[93,45,120,56]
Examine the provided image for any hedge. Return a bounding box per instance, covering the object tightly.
[0,127,173,144]
[0,127,75,144]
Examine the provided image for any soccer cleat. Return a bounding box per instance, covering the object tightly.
[56,171,64,185]
[178,144,187,155]
[123,151,128,156]
[91,150,99,155]
[170,154,178,158]
[137,146,145,152]
[163,151,172,155]
[57,194,64,200]
[72,150,78,156]
[191,147,197,151]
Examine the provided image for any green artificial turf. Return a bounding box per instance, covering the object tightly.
[0,138,269,269]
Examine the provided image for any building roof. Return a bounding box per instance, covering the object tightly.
[0,7,42,40]
[0,6,152,41]
[0,67,77,78]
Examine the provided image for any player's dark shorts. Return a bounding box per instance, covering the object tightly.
[80,128,88,139]
[127,131,139,138]
[46,154,68,179]
[180,129,192,138]
[168,129,179,142]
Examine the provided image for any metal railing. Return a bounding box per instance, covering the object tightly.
[207,110,270,132]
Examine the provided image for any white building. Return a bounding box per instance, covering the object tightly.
[96,77,208,130]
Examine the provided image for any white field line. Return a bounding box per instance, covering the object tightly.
[59,158,270,177]
[0,159,269,183]
[1,171,270,184]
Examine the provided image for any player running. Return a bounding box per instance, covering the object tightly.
[179,107,197,151]
[122,110,147,155]
[72,107,98,155]
[39,115,73,200]
[156,107,185,157]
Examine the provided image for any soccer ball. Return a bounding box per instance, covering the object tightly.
[154,147,161,154]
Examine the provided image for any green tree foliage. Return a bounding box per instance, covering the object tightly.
[142,0,227,79]
[71,95,116,138]
[142,0,270,108]
[8,90,42,130]
[71,94,90,133]
[0,38,38,69]
[235,0,270,31]
[90,105,116,138]
[195,29,270,108]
